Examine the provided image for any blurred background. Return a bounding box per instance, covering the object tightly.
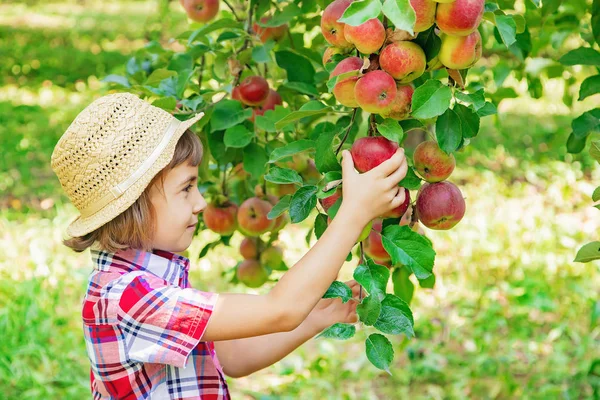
[1,0,599,399]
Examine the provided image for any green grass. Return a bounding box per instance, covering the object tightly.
[1,2,599,399]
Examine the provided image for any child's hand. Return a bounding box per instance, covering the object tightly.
[309,280,362,331]
[339,148,408,226]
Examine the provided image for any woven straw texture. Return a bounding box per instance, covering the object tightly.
[51,92,203,238]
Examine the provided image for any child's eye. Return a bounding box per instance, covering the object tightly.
[183,184,193,193]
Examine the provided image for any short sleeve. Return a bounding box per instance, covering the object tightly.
[117,273,218,368]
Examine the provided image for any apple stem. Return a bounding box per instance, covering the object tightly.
[368,114,377,137]
[335,108,359,155]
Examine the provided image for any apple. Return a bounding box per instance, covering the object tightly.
[321,0,354,48]
[413,140,456,182]
[416,181,465,230]
[238,76,270,106]
[344,18,386,54]
[240,237,259,259]
[379,41,427,83]
[232,85,243,102]
[382,187,411,218]
[330,56,363,108]
[323,46,347,65]
[237,259,269,288]
[253,17,287,43]
[354,70,397,114]
[203,202,238,236]
[267,194,288,233]
[180,0,219,23]
[438,30,482,70]
[435,0,484,36]
[434,0,456,2]
[251,89,282,121]
[380,84,414,121]
[260,245,284,268]
[410,0,437,33]
[350,136,399,173]
[275,183,297,197]
[302,159,322,184]
[319,187,342,212]
[237,197,275,236]
[364,219,391,263]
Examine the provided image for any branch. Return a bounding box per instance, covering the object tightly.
[198,54,205,91]
[335,108,359,155]
[368,113,377,137]
[222,0,242,21]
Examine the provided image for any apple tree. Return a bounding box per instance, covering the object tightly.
[102,0,597,372]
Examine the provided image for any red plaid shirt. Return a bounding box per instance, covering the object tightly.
[82,248,230,399]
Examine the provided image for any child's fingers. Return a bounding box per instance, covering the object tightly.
[384,158,408,189]
[371,148,405,178]
[344,279,362,298]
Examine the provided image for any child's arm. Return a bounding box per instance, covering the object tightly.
[214,281,361,378]
[202,149,407,341]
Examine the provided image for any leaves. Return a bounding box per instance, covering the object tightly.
[268,195,292,219]
[357,295,382,326]
[579,75,600,101]
[398,167,422,190]
[275,104,336,129]
[211,100,253,132]
[289,185,318,223]
[411,80,453,120]
[572,109,600,139]
[264,167,303,185]
[381,225,436,280]
[365,334,394,374]
[382,0,416,35]
[315,125,342,174]
[317,323,356,340]
[338,0,382,26]
[268,140,316,163]
[454,104,481,139]
[275,50,316,83]
[353,259,391,301]
[373,294,415,337]
[323,281,353,303]
[392,267,414,305]
[223,125,254,148]
[435,108,462,153]
[243,143,268,179]
[494,14,518,47]
[559,48,600,66]
[377,119,404,143]
[574,242,600,263]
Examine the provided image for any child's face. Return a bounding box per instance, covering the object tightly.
[148,162,206,253]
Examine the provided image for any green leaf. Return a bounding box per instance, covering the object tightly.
[338,0,382,26]
[275,105,336,129]
[411,80,453,120]
[477,102,498,117]
[572,109,600,139]
[315,126,342,174]
[365,333,394,374]
[252,41,276,63]
[167,53,193,74]
[152,97,177,111]
[373,294,414,337]
[455,89,486,111]
[268,140,316,163]
[357,295,382,326]
[567,132,587,154]
[103,74,131,88]
[436,108,462,153]
[392,267,414,305]
[593,0,600,46]
[559,48,600,66]
[267,195,292,219]
[275,50,316,83]
[381,225,436,280]
[223,125,254,148]
[243,143,268,179]
[454,104,481,139]
[542,0,562,17]
[255,106,294,133]
[399,166,422,190]
[258,3,301,26]
[377,119,404,143]
[186,18,242,43]
[323,281,353,303]
[289,185,318,223]
[494,14,517,47]
[317,323,356,340]
[413,26,441,62]
[145,69,177,86]
[399,119,425,133]
[282,81,320,96]
[264,167,303,185]
[353,259,391,301]
[574,241,600,263]
[419,272,435,288]
[211,100,253,132]
[315,213,329,239]
[590,140,600,164]
[592,186,600,202]
[579,75,600,101]
[382,0,416,35]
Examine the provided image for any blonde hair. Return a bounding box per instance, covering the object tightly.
[63,128,204,253]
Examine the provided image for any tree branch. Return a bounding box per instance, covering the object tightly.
[335,108,359,155]
[222,0,242,21]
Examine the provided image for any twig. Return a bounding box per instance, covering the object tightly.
[335,108,359,155]
[408,202,418,229]
[198,54,205,91]
[368,114,377,137]
[222,0,241,21]
[221,167,228,196]
[323,179,342,192]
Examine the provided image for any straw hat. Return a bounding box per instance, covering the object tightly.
[51,92,204,237]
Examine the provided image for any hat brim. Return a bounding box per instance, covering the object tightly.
[65,112,205,238]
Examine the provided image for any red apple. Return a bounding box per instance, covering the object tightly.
[364,219,391,263]
[320,0,354,49]
[238,76,270,106]
[180,0,219,22]
[410,0,437,32]
[354,70,398,114]
[240,237,259,259]
[438,30,482,70]
[260,245,284,268]
[413,140,456,182]
[382,187,410,218]
[416,181,465,230]
[253,17,287,43]
[203,201,238,236]
[237,259,269,288]
[379,41,427,83]
[232,85,243,102]
[436,0,484,36]
[344,18,386,54]
[380,84,414,121]
[350,136,399,173]
[251,89,283,121]
[319,187,342,212]
[330,56,363,108]
[267,194,288,233]
[237,197,275,236]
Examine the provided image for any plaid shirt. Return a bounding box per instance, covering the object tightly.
[83,248,230,399]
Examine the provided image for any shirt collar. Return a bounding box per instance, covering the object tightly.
[90,247,191,286]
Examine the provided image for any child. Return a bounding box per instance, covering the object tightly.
[51,93,408,399]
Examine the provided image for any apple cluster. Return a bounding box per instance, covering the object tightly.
[237,237,285,288]
[322,0,484,117]
[232,76,283,121]
[180,0,220,23]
